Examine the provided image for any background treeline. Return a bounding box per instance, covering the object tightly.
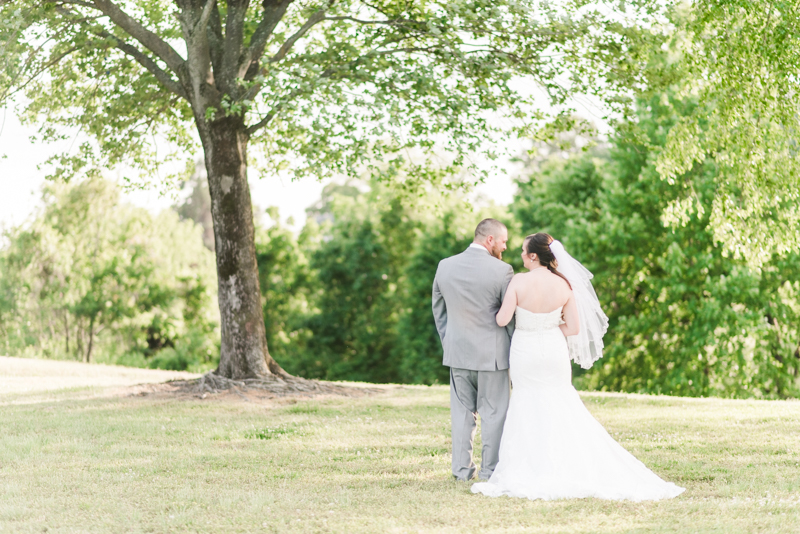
[0,179,220,372]
[2,97,799,397]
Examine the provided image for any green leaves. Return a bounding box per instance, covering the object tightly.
[0,178,219,367]
[653,0,800,265]
[254,179,496,385]
[514,93,800,398]
[2,0,660,190]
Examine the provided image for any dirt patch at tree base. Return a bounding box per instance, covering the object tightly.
[1,356,386,404]
[126,373,384,403]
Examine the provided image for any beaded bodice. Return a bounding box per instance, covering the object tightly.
[515,306,563,331]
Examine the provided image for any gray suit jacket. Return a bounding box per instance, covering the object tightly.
[432,246,515,371]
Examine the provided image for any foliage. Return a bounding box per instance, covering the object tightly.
[300,187,417,383]
[253,178,500,384]
[0,178,219,371]
[250,179,514,385]
[652,0,800,264]
[0,0,658,185]
[513,95,800,398]
[511,145,607,262]
[3,120,799,395]
[255,208,317,376]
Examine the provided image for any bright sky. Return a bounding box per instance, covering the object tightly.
[0,111,518,232]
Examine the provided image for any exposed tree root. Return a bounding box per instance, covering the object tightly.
[124,372,382,401]
[191,372,376,399]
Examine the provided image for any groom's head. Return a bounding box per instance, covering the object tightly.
[474,219,508,260]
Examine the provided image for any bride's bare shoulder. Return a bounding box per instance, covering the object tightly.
[512,271,536,283]
[509,272,527,287]
[544,270,572,292]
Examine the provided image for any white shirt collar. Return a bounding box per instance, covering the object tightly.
[469,243,489,254]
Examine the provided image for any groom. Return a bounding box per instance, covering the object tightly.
[432,218,514,481]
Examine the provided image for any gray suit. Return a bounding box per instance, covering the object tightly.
[432,246,514,480]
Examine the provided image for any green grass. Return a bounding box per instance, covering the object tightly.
[1,385,799,533]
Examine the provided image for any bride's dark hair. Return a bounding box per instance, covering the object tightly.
[524,233,571,289]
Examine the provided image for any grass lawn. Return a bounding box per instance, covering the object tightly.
[1,383,799,533]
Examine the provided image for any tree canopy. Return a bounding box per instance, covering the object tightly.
[1,0,653,184]
[652,0,800,265]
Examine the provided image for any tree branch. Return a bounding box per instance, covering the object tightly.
[54,6,188,100]
[197,0,216,32]
[56,0,95,7]
[240,4,330,102]
[89,0,186,76]
[220,0,250,91]
[207,2,224,75]
[0,44,81,102]
[244,54,358,135]
[323,15,415,26]
[372,46,438,57]
[240,0,295,80]
[245,68,335,135]
[360,0,393,19]
[270,8,328,63]
[245,109,278,135]
[114,38,189,99]
[242,30,431,116]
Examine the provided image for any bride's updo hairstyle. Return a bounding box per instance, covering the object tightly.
[524,233,571,289]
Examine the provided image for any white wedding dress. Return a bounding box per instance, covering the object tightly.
[471,306,685,501]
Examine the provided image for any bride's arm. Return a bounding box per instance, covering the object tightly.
[559,291,580,337]
[496,276,519,327]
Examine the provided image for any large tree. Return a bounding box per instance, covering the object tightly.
[0,0,653,380]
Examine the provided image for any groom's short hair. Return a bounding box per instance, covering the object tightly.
[474,218,506,242]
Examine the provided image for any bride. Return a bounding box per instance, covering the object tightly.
[471,233,685,501]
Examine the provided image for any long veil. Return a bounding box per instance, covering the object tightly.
[549,240,609,369]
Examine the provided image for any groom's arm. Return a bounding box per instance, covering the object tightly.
[499,265,515,338]
[432,270,447,345]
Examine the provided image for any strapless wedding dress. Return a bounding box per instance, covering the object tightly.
[471,306,685,501]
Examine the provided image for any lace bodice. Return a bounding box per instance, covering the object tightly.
[515,306,563,332]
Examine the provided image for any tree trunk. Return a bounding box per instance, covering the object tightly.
[76,317,83,361]
[64,310,70,355]
[85,315,94,363]
[201,117,286,379]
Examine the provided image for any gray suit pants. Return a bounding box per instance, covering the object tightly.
[449,367,510,481]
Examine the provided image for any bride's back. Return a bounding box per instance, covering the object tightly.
[515,270,571,313]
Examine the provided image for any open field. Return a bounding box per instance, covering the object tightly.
[1,358,799,533]
[0,355,199,396]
